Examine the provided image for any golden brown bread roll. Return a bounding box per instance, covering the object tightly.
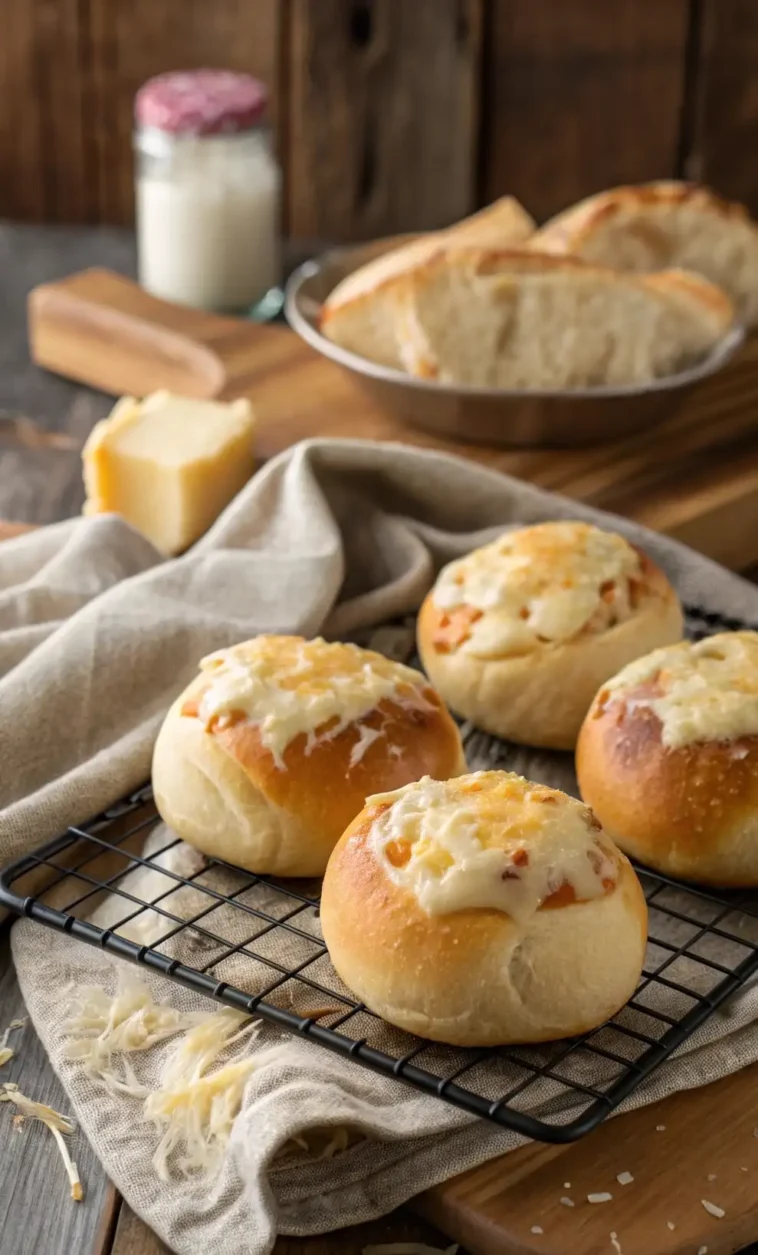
[577,631,758,886]
[152,635,466,877]
[417,521,684,750]
[321,771,647,1046]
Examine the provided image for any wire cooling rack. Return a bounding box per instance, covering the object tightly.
[3,602,758,1145]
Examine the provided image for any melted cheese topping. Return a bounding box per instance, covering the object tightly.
[366,771,616,921]
[432,522,643,657]
[194,635,433,767]
[602,630,758,749]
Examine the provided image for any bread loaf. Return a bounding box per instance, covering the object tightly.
[395,248,733,389]
[319,197,535,369]
[531,181,758,326]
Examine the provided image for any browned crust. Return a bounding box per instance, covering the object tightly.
[576,689,758,886]
[643,268,735,325]
[321,803,647,1044]
[182,688,465,849]
[394,245,732,332]
[534,182,756,253]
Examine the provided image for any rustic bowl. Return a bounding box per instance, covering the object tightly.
[284,238,746,448]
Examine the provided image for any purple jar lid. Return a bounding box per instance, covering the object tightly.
[135,69,268,135]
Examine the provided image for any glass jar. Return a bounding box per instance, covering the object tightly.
[134,70,281,315]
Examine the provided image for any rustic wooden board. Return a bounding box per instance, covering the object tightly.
[0,929,120,1255]
[287,0,483,241]
[687,0,758,211]
[483,0,691,219]
[26,264,758,570]
[415,1063,758,1255]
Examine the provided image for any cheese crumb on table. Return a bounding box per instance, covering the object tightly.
[559,1197,575,1208]
[530,1226,543,1235]
[82,390,256,555]
[701,1199,725,1219]
[588,1192,613,1204]
[616,1171,634,1186]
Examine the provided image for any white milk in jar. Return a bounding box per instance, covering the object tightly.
[134,70,280,313]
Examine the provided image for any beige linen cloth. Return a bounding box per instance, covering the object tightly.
[4,437,758,1255]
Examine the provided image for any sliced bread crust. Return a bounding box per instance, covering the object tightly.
[319,197,536,368]
[531,181,758,326]
[394,248,734,389]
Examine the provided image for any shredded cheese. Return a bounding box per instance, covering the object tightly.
[0,1018,25,1069]
[0,1084,82,1200]
[602,632,758,748]
[610,1234,622,1255]
[65,976,303,1181]
[64,974,213,1092]
[560,1197,575,1208]
[588,1192,613,1204]
[367,771,616,920]
[195,635,433,768]
[431,522,642,658]
[701,1200,725,1219]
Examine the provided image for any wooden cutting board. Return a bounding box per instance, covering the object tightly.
[27,266,758,572]
[415,1062,758,1254]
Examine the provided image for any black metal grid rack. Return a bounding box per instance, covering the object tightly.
[2,602,758,1145]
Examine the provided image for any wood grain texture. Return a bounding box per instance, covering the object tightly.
[110,1202,170,1255]
[687,0,758,212]
[288,0,482,240]
[0,0,95,222]
[0,928,119,1255]
[88,0,283,226]
[110,1199,451,1255]
[416,1062,758,1255]
[483,0,691,220]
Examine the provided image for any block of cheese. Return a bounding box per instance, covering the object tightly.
[82,390,256,555]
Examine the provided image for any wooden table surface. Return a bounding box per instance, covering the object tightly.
[2,221,758,1255]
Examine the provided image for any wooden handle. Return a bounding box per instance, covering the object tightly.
[27,269,234,399]
[0,520,38,541]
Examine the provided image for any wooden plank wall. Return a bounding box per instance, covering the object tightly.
[1,0,757,236]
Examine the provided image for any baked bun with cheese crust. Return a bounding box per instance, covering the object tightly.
[577,631,758,886]
[417,521,684,750]
[152,635,466,877]
[321,771,647,1045]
